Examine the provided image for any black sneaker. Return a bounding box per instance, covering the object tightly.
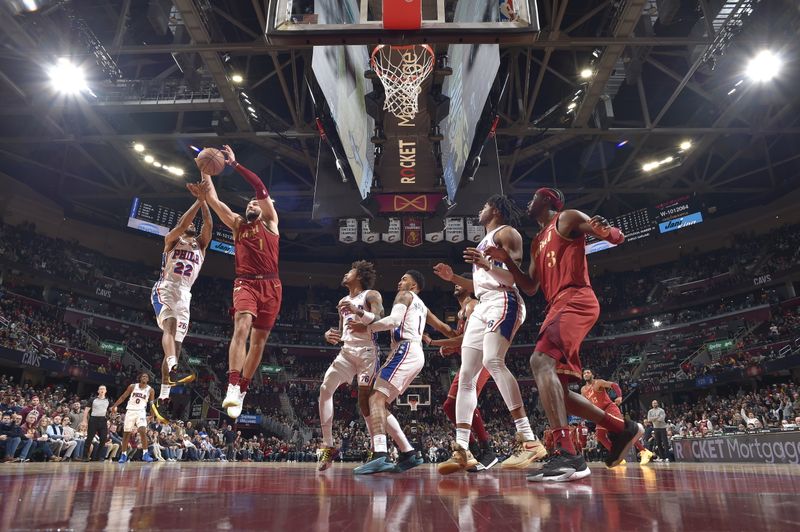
[467,441,484,472]
[477,445,498,470]
[151,397,174,424]
[605,421,644,468]
[167,367,196,385]
[527,447,591,482]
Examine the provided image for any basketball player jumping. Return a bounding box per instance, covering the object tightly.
[484,187,642,482]
[341,270,454,474]
[424,276,498,472]
[150,195,212,423]
[318,261,384,471]
[111,372,155,464]
[190,145,281,419]
[581,369,654,466]
[434,195,547,474]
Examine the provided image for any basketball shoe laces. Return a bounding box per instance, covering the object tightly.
[321,448,332,462]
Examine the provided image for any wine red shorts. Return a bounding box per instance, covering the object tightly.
[231,277,282,331]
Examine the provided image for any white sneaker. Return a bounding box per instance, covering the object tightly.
[226,390,247,419]
[222,384,241,409]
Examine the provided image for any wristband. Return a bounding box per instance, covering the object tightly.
[358,311,376,324]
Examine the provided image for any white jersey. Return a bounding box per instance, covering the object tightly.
[126,384,152,412]
[391,292,428,344]
[156,237,204,291]
[340,291,378,347]
[473,225,516,299]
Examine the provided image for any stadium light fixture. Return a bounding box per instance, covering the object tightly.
[48,58,89,95]
[144,155,154,163]
[152,161,162,168]
[679,140,692,151]
[231,74,244,84]
[134,143,145,152]
[652,320,662,328]
[579,68,593,80]
[746,50,782,82]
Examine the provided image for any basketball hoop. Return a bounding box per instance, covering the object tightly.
[408,398,419,412]
[371,44,435,121]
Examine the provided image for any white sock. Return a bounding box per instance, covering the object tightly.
[166,356,177,371]
[514,417,536,441]
[456,428,471,451]
[159,384,171,400]
[386,414,413,453]
[373,434,388,453]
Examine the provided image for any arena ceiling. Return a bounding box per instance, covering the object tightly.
[0,0,798,261]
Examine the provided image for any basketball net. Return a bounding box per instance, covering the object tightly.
[371,44,434,120]
[408,398,419,412]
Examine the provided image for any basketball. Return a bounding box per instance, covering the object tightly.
[195,148,226,175]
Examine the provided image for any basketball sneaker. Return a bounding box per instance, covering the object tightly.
[167,367,197,385]
[151,398,173,424]
[639,448,655,466]
[142,451,154,463]
[353,454,397,475]
[605,420,644,468]
[526,447,591,483]
[437,442,478,475]
[223,384,243,418]
[500,433,548,469]
[118,453,128,464]
[318,447,337,472]
[477,444,499,471]
[393,451,424,473]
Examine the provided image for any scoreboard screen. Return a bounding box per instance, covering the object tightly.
[586,196,704,254]
[127,198,235,255]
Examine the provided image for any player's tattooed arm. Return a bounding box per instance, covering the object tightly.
[110,384,134,413]
[346,291,411,331]
[164,200,203,253]
[433,263,475,293]
[365,290,385,319]
[197,200,213,253]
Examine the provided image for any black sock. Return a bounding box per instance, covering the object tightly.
[400,450,416,460]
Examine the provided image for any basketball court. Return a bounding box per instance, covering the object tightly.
[2,462,799,530]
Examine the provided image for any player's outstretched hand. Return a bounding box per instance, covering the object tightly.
[221,144,236,165]
[186,182,206,200]
[588,215,611,238]
[464,247,490,270]
[433,263,454,282]
[483,245,510,265]
[324,328,342,345]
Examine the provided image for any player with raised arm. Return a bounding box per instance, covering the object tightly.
[189,145,281,419]
[341,271,454,475]
[424,277,498,472]
[433,195,546,475]
[150,193,212,423]
[318,261,384,471]
[483,187,642,482]
[582,369,654,466]
[111,372,155,464]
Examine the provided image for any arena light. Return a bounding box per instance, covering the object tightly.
[746,50,782,82]
[579,68,593,80]
[133,143,145,152]
[231,74,244,84]
[679,140,692,151]
[152,161,162,168]
[48,58,88,95]
[144,155,154,163]
[653,320,662,328]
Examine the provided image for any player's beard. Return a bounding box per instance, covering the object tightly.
[185,228,197,237]
[245,210,259,222]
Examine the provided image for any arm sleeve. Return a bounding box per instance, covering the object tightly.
[367,303,408,332]
[232,162,269,200]
[611,382,622,398]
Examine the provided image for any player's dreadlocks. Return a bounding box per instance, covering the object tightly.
[352,260,377,290]
[487,194,525,227]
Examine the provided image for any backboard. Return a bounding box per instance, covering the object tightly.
[267,0,540,46]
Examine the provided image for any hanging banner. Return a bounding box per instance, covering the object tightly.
[445,218,465,243]
[375,194,442,213]
[361,220,380,244]
[425,227,444,243]
[338,218,358,244]
[382,218,402,243]
[403,217,423,248]
[465,217,485,243]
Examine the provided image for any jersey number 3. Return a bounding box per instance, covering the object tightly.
[546,250,557,268]
[173,262,194,277]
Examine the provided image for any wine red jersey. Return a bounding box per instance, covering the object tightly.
[532,213,592,304]
[581,382,613,410]
[235,220,279,277]
[441,314,467,356]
